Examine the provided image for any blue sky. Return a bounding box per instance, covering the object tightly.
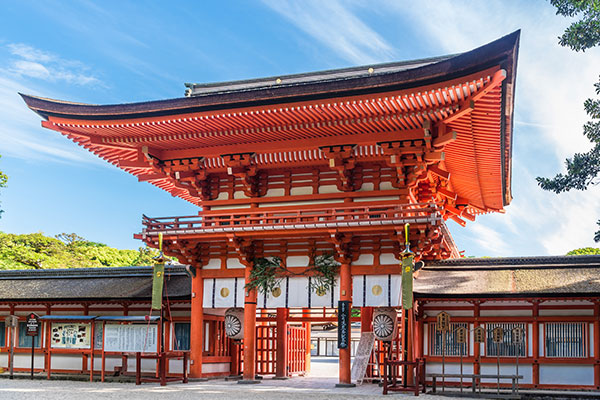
[1,1,600,257]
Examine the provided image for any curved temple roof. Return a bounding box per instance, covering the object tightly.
[21,31,519,219]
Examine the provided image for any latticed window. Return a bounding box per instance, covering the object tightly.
[486,323,526,357]
[0,321,5,347]
[174,323,190,351]
[429,322,469,356]
[545,322,587,358]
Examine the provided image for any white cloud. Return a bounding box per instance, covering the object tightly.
[0,56,105,165]
[262,0,395,64]
[4,43,101,86]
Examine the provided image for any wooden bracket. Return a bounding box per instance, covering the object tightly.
[221,153,264,197]
[228,235,256,268]
[320,144,359,192]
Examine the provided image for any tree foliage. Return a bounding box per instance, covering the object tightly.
[537,0,600,241]
[0,231,165,270]
[566,247,600,255]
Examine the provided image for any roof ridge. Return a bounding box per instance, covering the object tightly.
[0,265,189,279]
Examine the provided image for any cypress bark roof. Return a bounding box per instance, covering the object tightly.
[0,265,190,302]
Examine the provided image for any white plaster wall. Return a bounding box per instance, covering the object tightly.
[210,204,251,211]
[539,309,593,316]
[233,191,249,199]
[265,188,285,197]
[318,185,341,194]
[203,362,230,374]
[49,354,82,370]
[358,182,374,192]
[539,364,594,386]
[286,256,309,267]
[590,323,595,357]
[203,258,222,270]
[379,182,394,191]
[13,353,44,369]
[354,253,374,265]
[480,363,532,384]
[226,258,245,269]
[0,354,7,368]
[426,362,474,382]
[354,196,399,202]
[290,186,313,196]
[379,253,399,265]
[480,309,532,317]
[257,199,344,207]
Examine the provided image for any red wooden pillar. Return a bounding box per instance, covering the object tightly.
[594,302,600,389]
[242,264,258,383]
[337,261,353,386]
[303,308,311,374]
[532,300,540,388]
[414,303,424,360]
[361,307,373,333]
[473,301,480,376]
[275,308,289,378]
[189,271,204,378]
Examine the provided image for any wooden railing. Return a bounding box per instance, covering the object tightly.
[141,203,443,236]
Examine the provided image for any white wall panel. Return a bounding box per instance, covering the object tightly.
[540,365,594,386]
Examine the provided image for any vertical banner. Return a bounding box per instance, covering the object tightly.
[152,233,165,310]
[401,223,414,310]
[337,300,351,349]
[401,254,414,309]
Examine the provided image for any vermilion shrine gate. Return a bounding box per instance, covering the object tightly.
[22,32,519,386]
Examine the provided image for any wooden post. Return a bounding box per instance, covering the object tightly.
[532,301,539,388]
[337,261,353,386]
[473,301,480,377]
[594,302,599,389]
[303,308,311,374]
[361,307,373,333]
[241,263,258,383]
[275,308,289,378]
[415,304,424,360]
[189,271,204,378]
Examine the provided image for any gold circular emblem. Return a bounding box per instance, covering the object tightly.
[405,266,411,273]
[316,286,327,297]
[372,285,383,296]
[272,287,282,298]
[220,287,230,298]
[156,271,162,277]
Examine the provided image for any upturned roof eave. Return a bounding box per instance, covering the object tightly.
[19,31,520,122]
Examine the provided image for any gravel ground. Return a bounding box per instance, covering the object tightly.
[0,377,484,400]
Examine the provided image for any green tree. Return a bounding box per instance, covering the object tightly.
[0,155,7,218]
[0,231,169,270]
[537,0,600,241]
[567,247,600,255]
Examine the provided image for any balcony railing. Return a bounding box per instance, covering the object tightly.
[140,202,445,237]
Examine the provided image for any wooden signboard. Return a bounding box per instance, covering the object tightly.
[103,324,158,352]
[337,300,350,349]
[350,332,376,383]
[26,313,40,337]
